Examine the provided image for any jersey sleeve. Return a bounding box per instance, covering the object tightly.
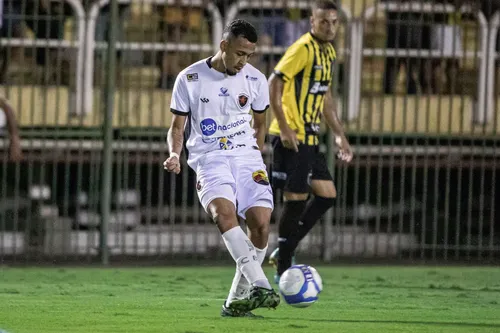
[251,77,270,113]
[170,74,190,115]
[273,43,309,81]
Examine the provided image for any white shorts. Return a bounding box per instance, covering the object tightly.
[195,149,274,219]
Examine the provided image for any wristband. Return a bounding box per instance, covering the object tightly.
[170,152,180,159]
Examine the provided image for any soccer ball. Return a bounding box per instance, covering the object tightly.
[278,264,323,307]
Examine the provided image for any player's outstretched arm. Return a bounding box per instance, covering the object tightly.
[0,97,22,161]
[164,114,186,174]
[323,91,353,162]
[269,73,299,152]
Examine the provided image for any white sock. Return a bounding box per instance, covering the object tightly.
[221,227,270,300]
[225,245,268,306]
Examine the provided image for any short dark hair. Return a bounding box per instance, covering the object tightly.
[313,0,338,11]
[223,19,258,43]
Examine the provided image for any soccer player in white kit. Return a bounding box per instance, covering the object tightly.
[163,19,280,317]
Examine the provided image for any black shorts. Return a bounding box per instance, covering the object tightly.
[270,135,333,193]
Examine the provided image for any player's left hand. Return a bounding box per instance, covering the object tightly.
[335,136,353,163]
[163,156,181,174]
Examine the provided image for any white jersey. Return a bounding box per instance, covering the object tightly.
[170,57,270,170]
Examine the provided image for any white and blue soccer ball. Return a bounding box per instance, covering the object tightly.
[278,264,323,307]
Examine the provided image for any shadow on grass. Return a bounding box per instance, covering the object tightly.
[269,318,500,328]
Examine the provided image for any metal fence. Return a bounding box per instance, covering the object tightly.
[0,0,499,264]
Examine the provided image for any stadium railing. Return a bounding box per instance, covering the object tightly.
[1,2,500,263]
[84,0,223,115]
[486,11,500,123]
[0,0,85,116]
[351,2,489,124]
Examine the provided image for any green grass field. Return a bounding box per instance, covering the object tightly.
[1,266,499,333]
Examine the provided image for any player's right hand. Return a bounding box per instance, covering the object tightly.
[163,156,181,174]
[280,127,299,152]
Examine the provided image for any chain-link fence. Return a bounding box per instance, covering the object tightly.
[0,0,499,263]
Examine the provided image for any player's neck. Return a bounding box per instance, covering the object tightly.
[209,52,227,74]
[309,31,329,44]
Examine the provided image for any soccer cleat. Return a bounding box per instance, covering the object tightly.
[226,286,280,314]
[268,247,296,274]
[268,247,280,268]
[221,303,263,318]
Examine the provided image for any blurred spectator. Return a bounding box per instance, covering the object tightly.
[0,0,74,85]
[157,4,210,89]
[481,0,500,95]
[382,0,432,94]
[284,8,310,46]
[0,0,27,83]
[25,0,74,85]
[88,0,130,86]
[429,10,463,94]
[241,8,309,75]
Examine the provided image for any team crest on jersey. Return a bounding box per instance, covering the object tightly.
[252,170,269,186]
[237,93,249,109]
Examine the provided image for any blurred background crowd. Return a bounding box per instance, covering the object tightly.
[0,0,498,93]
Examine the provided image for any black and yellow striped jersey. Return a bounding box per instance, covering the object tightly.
[269,32,336,146]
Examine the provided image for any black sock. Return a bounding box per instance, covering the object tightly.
[277,200,307,275]
[295,196,335,244]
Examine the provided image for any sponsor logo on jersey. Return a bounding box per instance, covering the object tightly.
[237,93,249,109]
[218,137,245,150]
[199,118,247,136]
[271,171,287,180]
[201,130,246,143]
[196,180,202,191]
[200,97,209,103]
[219,137,233,150]
[252,170,269,186]
[309,81,330,94]
[305,123,321,134]
[245,75,258,81]
[186,73,198,81]
[219,87,229,97]
[199,118,217,136]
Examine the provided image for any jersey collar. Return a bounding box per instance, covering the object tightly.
[206,56,239,76]
[309,31,329,44]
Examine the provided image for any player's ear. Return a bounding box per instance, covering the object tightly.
[220,39,228,52]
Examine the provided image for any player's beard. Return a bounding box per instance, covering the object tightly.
[222,58,239,76]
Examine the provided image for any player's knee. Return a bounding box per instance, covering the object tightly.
[311,180,337,198]
[245,207,271,234]
[322,187,337,199]
[283,192,309,201]
[208,200,237,231]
